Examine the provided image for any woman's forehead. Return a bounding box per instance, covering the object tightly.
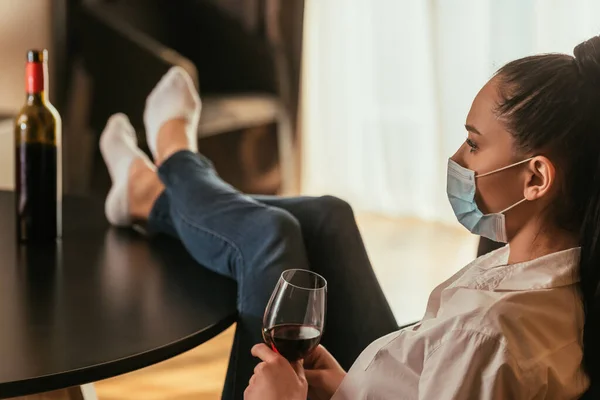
[466,78,506,137]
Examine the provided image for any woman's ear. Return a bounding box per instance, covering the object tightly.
[523,156,555,201]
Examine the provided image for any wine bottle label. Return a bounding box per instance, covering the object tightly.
[26,62,44,94]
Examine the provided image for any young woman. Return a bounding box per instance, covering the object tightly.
[101,35,600,399]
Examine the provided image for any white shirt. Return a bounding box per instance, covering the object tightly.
[332,246,588,399]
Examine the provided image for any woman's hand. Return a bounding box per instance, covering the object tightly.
[304,345,347,400]
[244,344,308,400]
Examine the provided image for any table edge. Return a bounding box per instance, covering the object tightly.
[0,313,237,398]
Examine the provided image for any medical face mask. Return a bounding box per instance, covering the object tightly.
[446,157,533,243]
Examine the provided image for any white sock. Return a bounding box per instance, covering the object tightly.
[100,113,155,226]
[143,66,201,160]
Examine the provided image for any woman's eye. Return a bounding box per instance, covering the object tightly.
[466,138,478,153]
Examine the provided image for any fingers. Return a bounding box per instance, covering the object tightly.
[304,345,326,369]
[314,344,330,359]
[251,343,280,363]
[291,359,306,380]
[244,385,254,400]
[305,369,322,385]
[254,362,267,374]
[249,361,268,387]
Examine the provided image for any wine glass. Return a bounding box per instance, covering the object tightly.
[262,269,327,362]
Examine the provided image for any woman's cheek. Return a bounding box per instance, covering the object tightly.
[475,176,504,214]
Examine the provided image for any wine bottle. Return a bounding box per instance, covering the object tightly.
[14,49,62,243]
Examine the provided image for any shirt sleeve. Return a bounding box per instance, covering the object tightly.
[418,330,534,400]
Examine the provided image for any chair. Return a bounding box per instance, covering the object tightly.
[77,0,300,194]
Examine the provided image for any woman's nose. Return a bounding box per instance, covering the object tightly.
[450,147,464,166]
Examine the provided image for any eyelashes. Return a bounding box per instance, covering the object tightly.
[466,138,478,152]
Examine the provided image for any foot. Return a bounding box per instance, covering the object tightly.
[143,66,201,162]
[100,113,158,226]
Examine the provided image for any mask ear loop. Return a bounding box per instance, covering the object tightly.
[478,157,535,215]
[499,197,528,214]
[475,157,534,178]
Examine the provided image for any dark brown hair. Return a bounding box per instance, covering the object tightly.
[495,36,600,396]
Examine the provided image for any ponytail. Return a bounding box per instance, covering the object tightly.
[578,169,600,397]
[575,37,600,397]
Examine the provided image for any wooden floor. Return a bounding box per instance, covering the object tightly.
[95,327,236,400]
[84,214,479,399]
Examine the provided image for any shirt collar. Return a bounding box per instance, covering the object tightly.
[470,245,581,291]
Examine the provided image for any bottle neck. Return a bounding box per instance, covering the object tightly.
[25,61,46,105]
[26,92,45,105]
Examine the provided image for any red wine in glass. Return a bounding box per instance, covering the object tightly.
[263,270,327,362]
[263,324,322,362]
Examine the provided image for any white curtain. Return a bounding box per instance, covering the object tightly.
[301,0,600,224]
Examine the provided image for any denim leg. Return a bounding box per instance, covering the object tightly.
[147,151,310,400]
[147,190,178,238]
[254,195,399,369]
[150,188,398,371]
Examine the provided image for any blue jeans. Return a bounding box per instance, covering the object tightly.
[147,151,397,399]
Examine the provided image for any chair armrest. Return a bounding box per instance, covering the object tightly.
[78,1,198,133]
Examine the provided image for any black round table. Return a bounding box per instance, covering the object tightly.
[0,191,238,398]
